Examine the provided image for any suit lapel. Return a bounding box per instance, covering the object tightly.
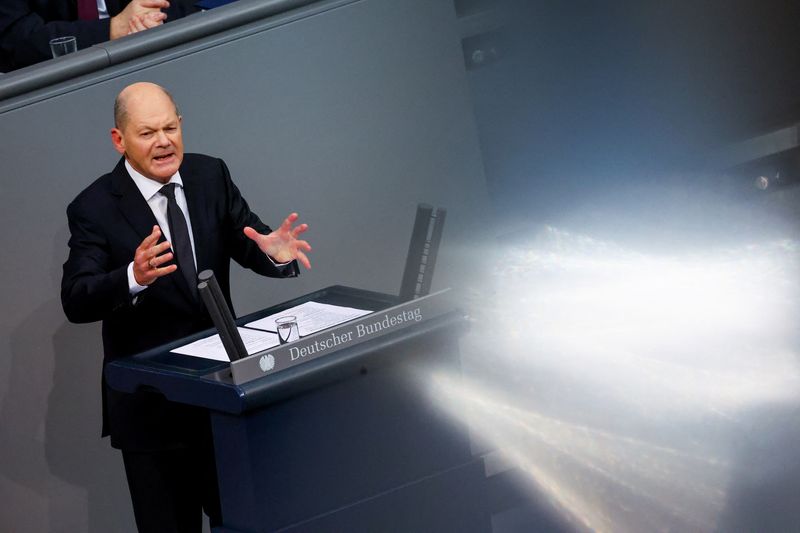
[110,158,159,243]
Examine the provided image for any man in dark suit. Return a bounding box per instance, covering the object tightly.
[61,81,311,532]
[0,0,198,72]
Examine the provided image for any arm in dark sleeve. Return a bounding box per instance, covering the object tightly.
[218,158,299,278]
[0,1,110,70]
[61,201,133,323]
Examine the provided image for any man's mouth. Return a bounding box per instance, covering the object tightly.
[153,153,174,162]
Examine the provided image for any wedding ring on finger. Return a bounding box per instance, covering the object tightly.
[149,258,156,269]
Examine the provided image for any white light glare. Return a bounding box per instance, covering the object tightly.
[428,226,800,532]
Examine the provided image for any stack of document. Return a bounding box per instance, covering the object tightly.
[170,327,280,361]
[245,301,371,336]
[171,302,371,361]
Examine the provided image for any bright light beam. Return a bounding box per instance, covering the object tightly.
[428,373,729,533]
[425,225,800,532]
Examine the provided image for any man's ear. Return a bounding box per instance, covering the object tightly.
[110,128,125,155]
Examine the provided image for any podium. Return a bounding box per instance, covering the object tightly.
[106,286,489,532]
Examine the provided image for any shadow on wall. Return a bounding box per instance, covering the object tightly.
[0,227,134,532]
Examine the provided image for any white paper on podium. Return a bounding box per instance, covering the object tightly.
[245,301,372,336]
[170,327,280,361]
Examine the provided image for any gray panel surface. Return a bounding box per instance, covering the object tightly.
[0,0,489,530]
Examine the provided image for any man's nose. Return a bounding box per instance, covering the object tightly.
[155,130,170,146]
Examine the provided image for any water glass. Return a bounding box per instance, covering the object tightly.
[49,36,77,58]
[275,315,300,344]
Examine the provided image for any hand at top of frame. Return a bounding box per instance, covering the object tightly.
[110,0,170,40]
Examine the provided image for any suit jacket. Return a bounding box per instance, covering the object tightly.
[62,153,298,451]
[0,0,198,72]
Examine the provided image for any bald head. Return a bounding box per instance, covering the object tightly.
[114,82,179,130]
[110,82,185,182]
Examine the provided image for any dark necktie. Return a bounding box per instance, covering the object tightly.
[160,184,198,300]
[77,0,99,20]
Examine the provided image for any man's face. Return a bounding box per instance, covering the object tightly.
[111,89,184,183]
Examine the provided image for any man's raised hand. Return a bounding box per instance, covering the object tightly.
[133,226,177,286]
[243,213,312,270]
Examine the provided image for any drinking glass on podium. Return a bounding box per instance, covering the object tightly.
[275,316,299,344]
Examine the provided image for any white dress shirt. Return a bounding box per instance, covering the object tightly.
[125,160,197,295]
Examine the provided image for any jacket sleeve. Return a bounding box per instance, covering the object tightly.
[61,200,133,324]
[0,1,110,70]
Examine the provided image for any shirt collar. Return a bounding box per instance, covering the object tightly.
[124,159,184,201]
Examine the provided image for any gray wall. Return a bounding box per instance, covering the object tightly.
[0,0,489,530]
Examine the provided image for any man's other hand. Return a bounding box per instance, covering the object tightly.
[133,225,177,286]
[110,0,170,40]
[243,213,312,270]
[128,12,167,35]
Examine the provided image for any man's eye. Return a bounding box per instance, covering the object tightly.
[141,132,153,138]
